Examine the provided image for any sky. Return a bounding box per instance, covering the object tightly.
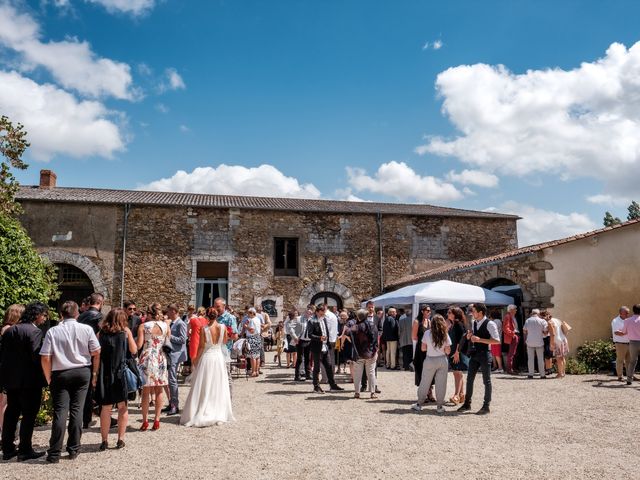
[3,0,640,247]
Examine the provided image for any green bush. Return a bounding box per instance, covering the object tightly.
[0,213,58,317]
[35,388,53,426]
[565,357,591,375]
[575,339,615,372]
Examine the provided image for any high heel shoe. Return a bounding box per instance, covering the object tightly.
[458,393,466,405]
[140,421,149,431]
[151,419,160,431]
[116,440,125,449]
[99,441,108,451]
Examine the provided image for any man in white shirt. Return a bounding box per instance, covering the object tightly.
[523,309,548,379]
[40,301,100,463]
[457,303,500,415]
[612,306,631,381]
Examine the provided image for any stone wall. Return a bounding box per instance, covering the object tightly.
[19,200,518,318]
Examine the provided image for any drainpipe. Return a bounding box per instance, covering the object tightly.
[377,212,384,294]
[120,203,131,307]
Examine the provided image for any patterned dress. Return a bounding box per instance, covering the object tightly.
[139,320,169,387]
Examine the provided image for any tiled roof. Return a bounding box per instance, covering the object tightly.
[387,218,640,288]
[16,186,518,219]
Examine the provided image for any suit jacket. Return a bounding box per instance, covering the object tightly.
[307,317,331,354]
[0,323,46,390]
[169,318,188,364]
[128,314,141,340]
[78,307,103,334]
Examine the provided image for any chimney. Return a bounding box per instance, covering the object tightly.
[39,170,57,189]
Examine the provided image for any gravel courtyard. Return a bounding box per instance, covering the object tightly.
[3,366,639,479]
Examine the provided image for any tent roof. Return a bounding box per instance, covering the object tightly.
[368,280,514,307]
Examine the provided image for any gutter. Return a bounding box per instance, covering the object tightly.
[377,212,384,294]
[120,203,131,307]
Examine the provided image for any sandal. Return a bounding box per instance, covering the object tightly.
[354,393,360,399]
[458,393,465,404]
[370,393,378,399]
[449,395,460,404]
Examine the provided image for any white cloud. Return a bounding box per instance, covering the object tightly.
[0,70,126,160]
[586,194,630,207]
[423,39,443,51]
[179,124,189,132]
[346,161,463,203]
[155,103,169,113]
[495,201,597,247]
[86,0,155,16]
[446,169,499,188]
[416,41,640,194]
[138,165,322,199]
[0,3,136,99]
[166,68,185,90]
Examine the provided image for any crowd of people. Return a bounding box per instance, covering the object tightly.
[2,290,640,463]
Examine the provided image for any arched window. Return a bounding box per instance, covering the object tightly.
[311,292,343,310]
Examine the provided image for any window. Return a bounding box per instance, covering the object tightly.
[311,292,343,310]
[274,238,298,276]
[195,262,229,309]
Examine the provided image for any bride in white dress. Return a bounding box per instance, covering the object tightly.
[180,316,235,427]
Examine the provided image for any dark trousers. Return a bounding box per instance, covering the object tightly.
[48,367,91,460]
[82,384,93,427]
[295,342,311,378]
[1,387,42,454]
[401,345,413,369]
[312,349,337,388]
[465,352,492,407]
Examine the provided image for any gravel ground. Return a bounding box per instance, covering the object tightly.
[2,364,639,479]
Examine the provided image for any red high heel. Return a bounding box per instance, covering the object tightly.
[140,420,149,431]
[152,419,160,431]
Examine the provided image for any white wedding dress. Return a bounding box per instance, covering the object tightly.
[180,323,235,427]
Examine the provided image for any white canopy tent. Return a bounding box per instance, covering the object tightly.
[365,280,514,316]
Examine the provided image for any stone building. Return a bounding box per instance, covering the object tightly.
[387,219,640,354]
[16,170,518,322]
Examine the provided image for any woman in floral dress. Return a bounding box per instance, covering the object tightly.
[137,303,170,431]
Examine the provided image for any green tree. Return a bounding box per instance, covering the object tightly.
[603,211,622,227]
[0,115,58,317]
[0,214,58,318]
[0,115,29,216]
[627,200,640,221]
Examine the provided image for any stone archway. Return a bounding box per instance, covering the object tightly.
[40,250,109,303]
[298,280,356,311]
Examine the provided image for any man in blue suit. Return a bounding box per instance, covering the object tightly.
[165,304,187,416]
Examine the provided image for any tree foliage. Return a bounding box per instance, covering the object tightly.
[627,200,640,221]
[603,211,622,227]
[0,213,59,318]
[0,115,29,216]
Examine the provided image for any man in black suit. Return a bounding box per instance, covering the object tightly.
[124,300,141,341]
[307,304,344,394]
[77,292,103,429]
[0,302,48,461]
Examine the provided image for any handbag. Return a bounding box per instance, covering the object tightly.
[561,321,572,335]
[124,365,140,394]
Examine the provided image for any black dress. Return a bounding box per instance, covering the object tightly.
[449,321,467,371]
[413,320,428,387]
[95,331,128,405]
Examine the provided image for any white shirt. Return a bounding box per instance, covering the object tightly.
[551,318,567,345]
[421,330,452,357]
[325,310,338,343]
[40,318,100,371]
[474,318,500,342]
[523,316,548,347]
[612,316,629,343]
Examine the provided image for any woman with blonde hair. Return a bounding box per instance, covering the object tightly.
[0,304,25,434]
[137,303,170,431]
[96,308,137,450]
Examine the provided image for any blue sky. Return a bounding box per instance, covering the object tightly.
[3,0,640,245]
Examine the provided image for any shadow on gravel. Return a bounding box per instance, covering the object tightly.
[380,408,462,417]
[255,379,299,385]
[367,398,414,405]
[265,390,312,395]
[305,396,351,401]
